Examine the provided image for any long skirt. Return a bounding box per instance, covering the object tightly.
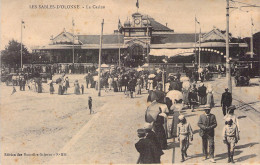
[199,96,207,105]
[74,86,80,95]
[58,85,63,95]
[207,93,214,108]
[182,89,189,105]
[154,124,167,150]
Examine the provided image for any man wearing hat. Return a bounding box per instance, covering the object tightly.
[198,83,207,105]
[177,115,193,162]
[143,123,164,163]
[222,117,240,163]
[221,88,232,116]
[135,128,162,164]
[198,107,217,163]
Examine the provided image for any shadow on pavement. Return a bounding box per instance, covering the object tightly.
[215,150,243,161]
[235,142,259,149]
[184,114,198,118]
[236,154,257,162]
[237,115,247,119]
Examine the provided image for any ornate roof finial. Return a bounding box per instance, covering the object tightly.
[63,28,66,33]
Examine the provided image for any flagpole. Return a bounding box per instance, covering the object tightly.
[195,16,197,65]
[146,15,150,71]
[72,18,75,65]
[118,18,121,68]
[21,20,23,69]
[98,19,104,97]
[250,15,253,58]
[199,26,201,68]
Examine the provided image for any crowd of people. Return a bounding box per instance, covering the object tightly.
[134,69,240,164]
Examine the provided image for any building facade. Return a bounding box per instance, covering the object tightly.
[32,12,248,67]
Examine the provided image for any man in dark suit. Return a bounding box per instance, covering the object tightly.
[198,107,217,163]
[221,88,232,116]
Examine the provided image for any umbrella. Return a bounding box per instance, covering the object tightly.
[145,101,162,123]
[137,67,144,71]
[93,76,98,81]
[148,90,165,103]
[148,74,156,78]
[166,90,183,103]
[182,81,191,90]
[56,78,62,84]
[180,76,190,82]
[47,80,53,85]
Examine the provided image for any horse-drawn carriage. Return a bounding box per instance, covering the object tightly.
[234,66,250,86]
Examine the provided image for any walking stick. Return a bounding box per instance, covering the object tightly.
[136,155,140,164]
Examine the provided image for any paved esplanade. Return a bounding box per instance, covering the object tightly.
[1,76,259,164]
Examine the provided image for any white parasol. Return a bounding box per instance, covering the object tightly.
[47,80,53,85]
[166,90,183,103]
[93,76,98,81]
[148,74,156,78]
[198,68,203,73]
[182,81,191,90]
[180,76,190,82]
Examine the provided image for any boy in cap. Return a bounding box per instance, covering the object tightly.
[224,105,239,132]
[177,115,193,162]
[223,117,240,163]
[88,96,93,114]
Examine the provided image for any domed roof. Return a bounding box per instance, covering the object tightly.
[132,12,142,17]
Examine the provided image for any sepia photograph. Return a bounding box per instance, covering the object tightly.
[0,0,260,164]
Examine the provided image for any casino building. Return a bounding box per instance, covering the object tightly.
[32,12,248,67]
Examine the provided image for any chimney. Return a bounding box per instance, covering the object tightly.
[166,23,168,27]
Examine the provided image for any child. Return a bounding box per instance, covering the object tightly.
[224,105,239,132]
[11,86,16,95]
[88,96,93,114]
[81,84,84,94]
[223,117,240,163]
[177,115,193,162]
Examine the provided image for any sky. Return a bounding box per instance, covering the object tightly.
[1,0,259,50]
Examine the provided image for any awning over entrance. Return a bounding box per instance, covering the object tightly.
[150,48,195,57]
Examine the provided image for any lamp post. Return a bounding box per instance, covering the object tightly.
[21,20,25,70]
[226,0,232,93]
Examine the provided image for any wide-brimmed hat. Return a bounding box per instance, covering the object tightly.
[178,115,185,120]
[228,105,236,111]
[143,123,153,130]
[137,129,146,134]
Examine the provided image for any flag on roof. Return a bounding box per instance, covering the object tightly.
[195,16,200,24]
[72,18,75,26]
[118,19,122,30]
[136,0,139,8]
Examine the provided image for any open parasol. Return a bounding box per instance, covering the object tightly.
[182,81,191,90]
[166,90,183,103]
[47,80,53,85]
[145,102,165,123]
[148,74,156,78]
[180,76,190,82]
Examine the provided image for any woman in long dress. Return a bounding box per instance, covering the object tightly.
[74,80,80,95]
[49,82,55,94]
[153,112,168,150]
[206,87,214,108]
[58,82,63,95]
